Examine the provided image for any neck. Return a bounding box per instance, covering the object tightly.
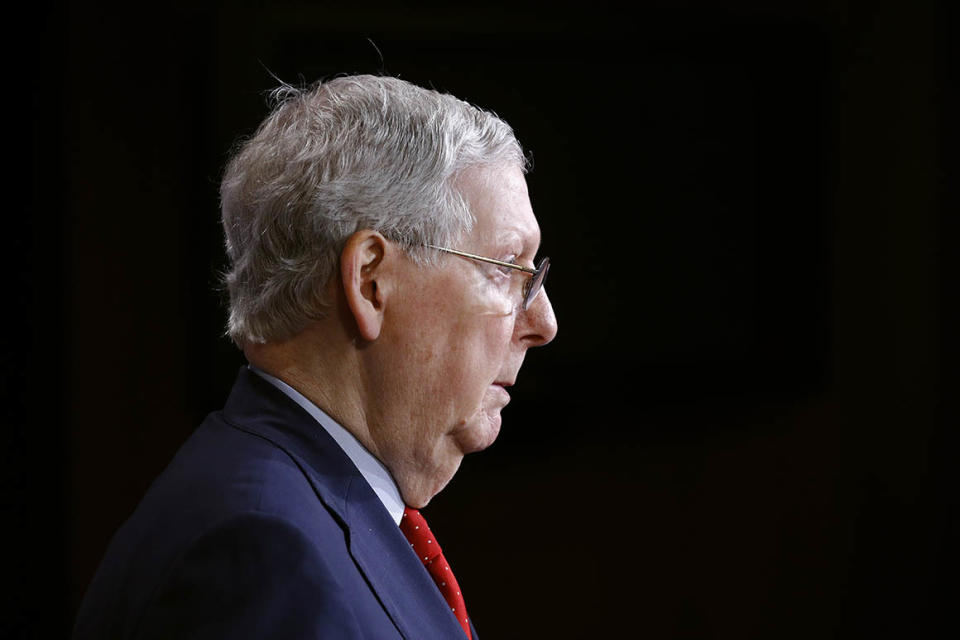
[242,315,447,510]
[244,322,376,459]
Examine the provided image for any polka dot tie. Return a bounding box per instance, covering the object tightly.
[400,507,472,639]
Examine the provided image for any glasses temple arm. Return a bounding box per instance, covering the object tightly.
[428,245,537,275]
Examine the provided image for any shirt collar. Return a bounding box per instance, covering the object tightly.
[248,365,405,526]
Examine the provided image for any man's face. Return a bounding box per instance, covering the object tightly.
[365,163,558,506]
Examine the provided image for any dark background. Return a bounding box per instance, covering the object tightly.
[6,0,955,638]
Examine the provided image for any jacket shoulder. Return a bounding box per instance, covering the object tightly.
[73,417,349,639]
[132,511,366,639]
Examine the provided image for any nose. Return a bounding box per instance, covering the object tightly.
[517,289,558,347]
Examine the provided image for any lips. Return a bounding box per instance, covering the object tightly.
[489,383,511,407]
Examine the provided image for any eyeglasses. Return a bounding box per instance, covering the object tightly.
[428,245,550,311]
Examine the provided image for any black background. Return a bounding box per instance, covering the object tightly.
[6,1,956,638]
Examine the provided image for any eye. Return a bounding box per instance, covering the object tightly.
[496,255,519,276]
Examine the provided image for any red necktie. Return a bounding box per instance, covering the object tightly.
[400,507,472,639]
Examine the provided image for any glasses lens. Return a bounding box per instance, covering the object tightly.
[522,257,550,310]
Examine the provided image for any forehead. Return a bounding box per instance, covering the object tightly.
[454,164,541,252]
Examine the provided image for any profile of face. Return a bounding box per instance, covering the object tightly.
[365,163,558,506]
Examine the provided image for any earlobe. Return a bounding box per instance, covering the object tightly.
[340,230,388,342]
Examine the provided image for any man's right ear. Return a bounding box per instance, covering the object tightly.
[340,230,389,342]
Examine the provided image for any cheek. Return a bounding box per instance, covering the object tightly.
[407,283,517,403]
[459,318,516,381]
[426,319,514,402]
[461,272,515,318]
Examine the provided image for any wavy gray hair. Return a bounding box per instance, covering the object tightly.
[220,75,527,346]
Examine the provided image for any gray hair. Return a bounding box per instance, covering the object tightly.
[220,74,527,346]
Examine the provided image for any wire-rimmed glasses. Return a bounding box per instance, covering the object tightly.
[428,245,550,311]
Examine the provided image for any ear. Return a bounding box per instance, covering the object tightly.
[340,230,389,342]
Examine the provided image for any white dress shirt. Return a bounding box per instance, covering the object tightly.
[249,366,405,526]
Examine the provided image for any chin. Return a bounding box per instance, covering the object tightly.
[455,409,502,454]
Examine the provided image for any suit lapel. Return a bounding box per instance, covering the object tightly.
[222,368,468,639]
[342,478,469,639]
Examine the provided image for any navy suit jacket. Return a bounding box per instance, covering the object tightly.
[73,367,477,639]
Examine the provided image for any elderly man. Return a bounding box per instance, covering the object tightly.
[73,75,557,639]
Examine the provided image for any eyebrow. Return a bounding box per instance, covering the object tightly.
[494,228,541,257]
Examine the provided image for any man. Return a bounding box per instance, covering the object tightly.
[73,74,557,639]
